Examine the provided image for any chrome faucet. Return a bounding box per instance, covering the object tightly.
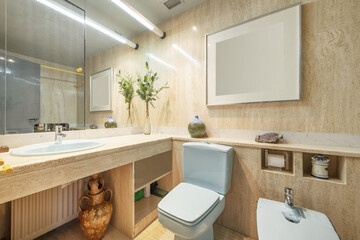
[285,188,294,208]
[283,187,301,223]
[55,126,66,144]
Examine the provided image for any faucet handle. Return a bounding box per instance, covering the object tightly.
[285,187,293,196]
[55,125,63,133]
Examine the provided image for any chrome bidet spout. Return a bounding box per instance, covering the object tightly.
[285,188,295,209]
[282,187,301,223]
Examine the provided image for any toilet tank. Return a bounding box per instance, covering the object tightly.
[183,142,233,195]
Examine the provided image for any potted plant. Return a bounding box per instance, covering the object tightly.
[117,70,135,127]
[136,62,168,135]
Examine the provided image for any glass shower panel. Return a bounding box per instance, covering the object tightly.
[0,0,5,134]
[5,0,85,133]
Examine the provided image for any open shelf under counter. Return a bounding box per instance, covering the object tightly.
[134,194,163,236]
[134,151,172,191]
[134,171,171,193]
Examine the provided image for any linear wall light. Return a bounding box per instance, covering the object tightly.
[37,0,138,49]
[111,0,166,39]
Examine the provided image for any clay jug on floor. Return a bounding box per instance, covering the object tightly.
[78,174,113,240]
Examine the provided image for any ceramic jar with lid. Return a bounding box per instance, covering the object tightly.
[311,154,330,179]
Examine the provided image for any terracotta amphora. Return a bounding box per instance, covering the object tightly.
[78,174,113,240]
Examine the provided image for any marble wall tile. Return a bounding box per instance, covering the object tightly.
[85,0,360,135]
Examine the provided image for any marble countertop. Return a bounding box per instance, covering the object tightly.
[1,133,359,180]
[0,134,173,179]
[0,133,359,204]
[0,134,172,204]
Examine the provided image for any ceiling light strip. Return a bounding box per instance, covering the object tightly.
[37,0,138,49]
[111,0,166,39]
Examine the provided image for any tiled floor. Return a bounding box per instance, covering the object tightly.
[37,219,255,240]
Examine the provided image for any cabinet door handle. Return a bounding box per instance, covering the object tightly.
[28,118,39,121]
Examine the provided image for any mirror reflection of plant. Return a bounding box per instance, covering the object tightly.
[136,62,169,118]
[117,70,135,125]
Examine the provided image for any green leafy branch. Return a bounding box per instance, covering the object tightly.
[117,70,135,110]
[136,61,169,109]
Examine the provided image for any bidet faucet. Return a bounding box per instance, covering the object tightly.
[285,187,294,209]
[283,187,301,223]
[55,125,66,144]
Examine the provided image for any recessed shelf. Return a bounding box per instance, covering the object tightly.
[302,153,346,184]
[261,149,293,174]
[303,173,345,185]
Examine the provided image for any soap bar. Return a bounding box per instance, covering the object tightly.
[267,154,285,168]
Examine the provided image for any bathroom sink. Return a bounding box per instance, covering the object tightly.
[257,198,339,240]
[11,140,105,156]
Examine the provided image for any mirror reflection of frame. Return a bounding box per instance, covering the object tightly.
[206,3,301,106]
[90,68,113,112]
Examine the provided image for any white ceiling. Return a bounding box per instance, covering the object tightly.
[0,0,206,67]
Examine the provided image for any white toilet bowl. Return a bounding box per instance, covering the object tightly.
[158,183,225,240]
[158,142,233,240]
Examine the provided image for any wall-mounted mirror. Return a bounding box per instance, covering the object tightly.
[206,3,301,106]
[0,0,85,134]
[0,0,206,133]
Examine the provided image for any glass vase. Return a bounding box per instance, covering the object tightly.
[126,103,133,127]
[144,102,151,135]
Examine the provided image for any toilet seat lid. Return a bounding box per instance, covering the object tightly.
[158,183,220,226]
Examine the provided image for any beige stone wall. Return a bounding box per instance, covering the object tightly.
[86,0,360,134]
[85,32,150,127]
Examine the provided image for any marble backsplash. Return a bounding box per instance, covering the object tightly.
[0,126,144,148]
[1,125,360,149]
[152,126,360,148]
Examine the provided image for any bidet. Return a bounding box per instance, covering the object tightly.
[257,197,340,240]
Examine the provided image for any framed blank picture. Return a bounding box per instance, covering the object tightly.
[206,3,301,106]
[90,68,113,112]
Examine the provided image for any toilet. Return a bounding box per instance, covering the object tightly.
[158,142,233,240]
